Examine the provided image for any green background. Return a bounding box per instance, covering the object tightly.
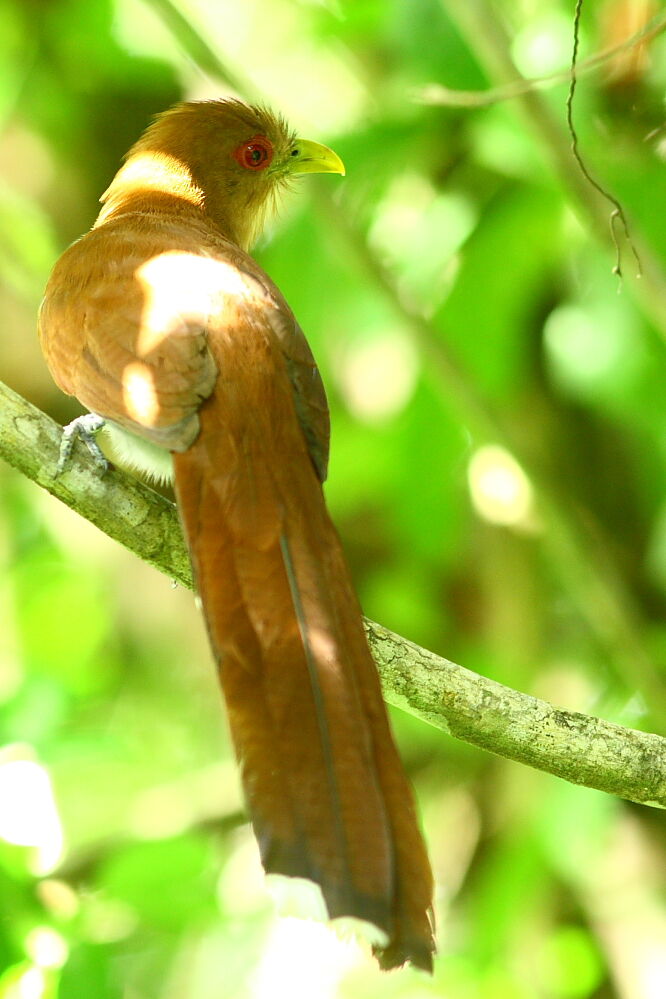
[0,0,665,996]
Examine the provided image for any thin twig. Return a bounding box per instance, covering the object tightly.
[565,0,641,279]
[141,0,250,95]
[417,9,666,108]
[140,0,259,98]
[1,379,664,809]
[443,0,666,335]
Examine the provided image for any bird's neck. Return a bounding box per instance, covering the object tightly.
[95,149,253,249]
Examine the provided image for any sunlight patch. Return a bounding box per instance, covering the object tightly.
[467,444,537,530]
[0,756,63,874]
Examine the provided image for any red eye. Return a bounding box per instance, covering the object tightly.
[233,135,273,171]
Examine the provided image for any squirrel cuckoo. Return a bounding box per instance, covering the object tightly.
[39,100,434,971]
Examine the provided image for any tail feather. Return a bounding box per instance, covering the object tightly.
[172,341,434,970]
[281,468,435,969]
[278,530,353,895]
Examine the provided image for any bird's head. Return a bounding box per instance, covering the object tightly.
[98,100,345,250]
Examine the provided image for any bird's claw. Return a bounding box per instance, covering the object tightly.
[56,413,109,476]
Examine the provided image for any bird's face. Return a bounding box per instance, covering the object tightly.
[106,100,345,250]
[218,102,345,246]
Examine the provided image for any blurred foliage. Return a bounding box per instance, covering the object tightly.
[0,0,665,995]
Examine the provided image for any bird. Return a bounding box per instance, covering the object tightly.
[38,99,435,971]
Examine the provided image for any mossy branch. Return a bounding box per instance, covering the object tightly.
[1,378,664,810]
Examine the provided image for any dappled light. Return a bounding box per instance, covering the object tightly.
[1,0,665,995]
[467,444,536,529]
[0,757,63,874]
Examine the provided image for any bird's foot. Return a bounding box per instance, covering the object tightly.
[56,413,109,476]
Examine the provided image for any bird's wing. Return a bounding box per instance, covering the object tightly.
[40,215,330,476]
[39,215,218,451]
[218,246,331,482]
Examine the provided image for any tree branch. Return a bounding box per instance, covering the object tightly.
[368,621,666,809]
[0,379,192,587]
[1,379,664,809]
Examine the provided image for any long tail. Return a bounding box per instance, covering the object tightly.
[172,343,434,971]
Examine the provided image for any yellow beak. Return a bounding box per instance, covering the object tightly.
[288,138,345,177]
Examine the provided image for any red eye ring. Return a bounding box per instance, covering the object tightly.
[233,135,274,171]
